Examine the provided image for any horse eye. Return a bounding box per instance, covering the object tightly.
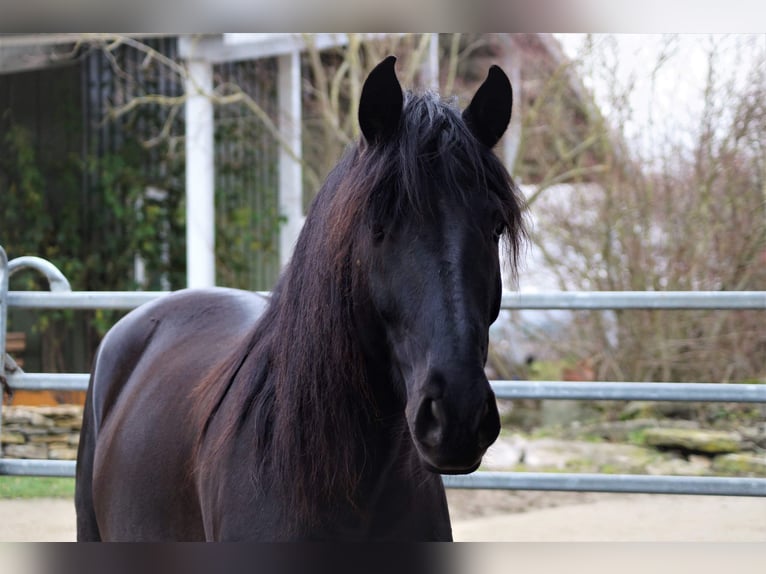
[372,224,385,243]
[492,220,506,240]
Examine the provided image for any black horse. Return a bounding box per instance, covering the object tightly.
[75,56,525,541]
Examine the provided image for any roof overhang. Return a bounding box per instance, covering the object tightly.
[177,33,395,62]
[0,33,170,75]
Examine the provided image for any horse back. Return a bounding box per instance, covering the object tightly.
[75,287,268,541]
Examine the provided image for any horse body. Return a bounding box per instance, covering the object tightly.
[76,288,267,540]
[76,56,525,541]
[77,288,449,540]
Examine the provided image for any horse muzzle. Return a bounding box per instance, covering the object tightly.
[409,382,501,474]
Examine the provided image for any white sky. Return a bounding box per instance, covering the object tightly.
[553,34,766,160]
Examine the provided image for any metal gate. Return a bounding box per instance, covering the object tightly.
[2,246,766,496]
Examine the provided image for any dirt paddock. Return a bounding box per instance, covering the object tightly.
[1,490,764,542]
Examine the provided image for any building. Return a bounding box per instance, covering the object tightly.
[1,33,605,399]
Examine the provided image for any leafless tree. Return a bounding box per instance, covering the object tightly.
[528,35,766,385]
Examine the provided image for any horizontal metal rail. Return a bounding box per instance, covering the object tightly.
[492,380,766,403]
[443,472,766,497]
[7,290,170,310]
[7,373,766,403]
[0,459,75,478]
[501,290,766,310]
[8,373,89,392]
[8,290,766,310]
[4,459,766,498]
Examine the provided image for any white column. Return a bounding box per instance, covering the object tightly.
[423,33,440,91]
[277,50,304,269]
[503,50,523,173]
[184,58,216,288]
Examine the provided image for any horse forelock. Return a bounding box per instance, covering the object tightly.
[354,91,526,271]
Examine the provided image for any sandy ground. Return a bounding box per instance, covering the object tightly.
[0,492,764,542]
[449,491,766,541]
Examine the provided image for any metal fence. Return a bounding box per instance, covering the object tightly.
[2,246,766,497]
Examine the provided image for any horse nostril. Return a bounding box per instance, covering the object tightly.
[416,398,446,448]
[431,399,442,421]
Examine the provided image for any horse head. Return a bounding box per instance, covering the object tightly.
[353,57,524,474]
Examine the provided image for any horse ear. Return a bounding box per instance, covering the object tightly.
[359,56,404,144]
[462,65,513,148]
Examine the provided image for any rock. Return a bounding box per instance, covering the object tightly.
[48,446,78,460]
[688,454,713,468]
[34,405,83,419]
[29,432,70,443]
[712,453,766,476]
[8,427,50,437]
[1,408,54,428]
[645,453,713,476]
[483,436,656,473]
[620,401,698,421]
[571,418,700,442]
[740,425,766,449]
[643,428,743,454]
[4,443,48,459]
[0,432,26,445]
[53,419,82,430]
[483,437,525,468]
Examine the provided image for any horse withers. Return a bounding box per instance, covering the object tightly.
[75,56,526,541]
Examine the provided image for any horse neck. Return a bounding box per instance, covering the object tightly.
[259,237,399,515]
[267,260,404,430]
[269,175,406,425]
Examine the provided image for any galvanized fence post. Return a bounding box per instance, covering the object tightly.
[0,246,74,454]
[0,246,8,441]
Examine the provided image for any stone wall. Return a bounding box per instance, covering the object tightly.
[1,406,82,460]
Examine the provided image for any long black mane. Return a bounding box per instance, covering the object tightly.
[193,89,526,530]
